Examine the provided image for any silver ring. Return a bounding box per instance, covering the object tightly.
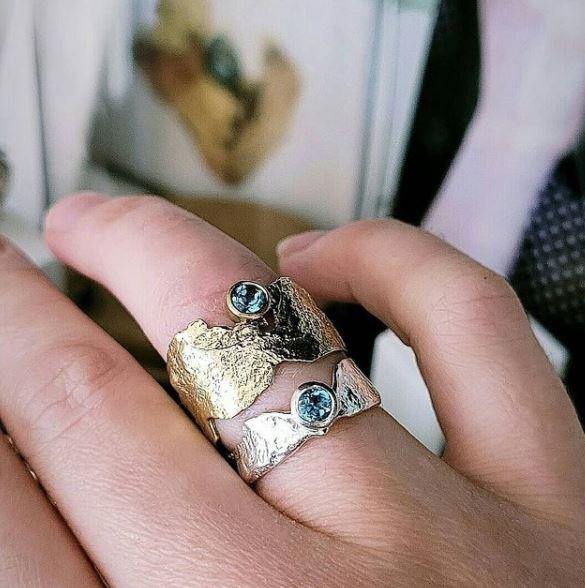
[167,277,345,443]
[233,358,381,483]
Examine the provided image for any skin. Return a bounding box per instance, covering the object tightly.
[0,193,583,586]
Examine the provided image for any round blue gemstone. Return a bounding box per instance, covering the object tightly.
[297,385,334,424]
[230,282,269,315]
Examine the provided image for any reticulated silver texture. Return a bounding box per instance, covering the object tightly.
[234,358,381,483]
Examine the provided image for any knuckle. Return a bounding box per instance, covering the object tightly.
[0,233,14,257]
[341,219,391,246]
[426,265,526,342]
[0,235,32,271]
[21,343,126,450]
[338,219,434,268]
[155,254,272,336]
[83,194,174,235]
[0,553,43,587]
[0,269,48,332]
[0,266,40,304]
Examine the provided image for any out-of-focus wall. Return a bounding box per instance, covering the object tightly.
[34,0,128,203]
[30,0,438,228]
[0,0,45,225]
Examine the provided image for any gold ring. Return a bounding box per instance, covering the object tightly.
[167,277,345,443]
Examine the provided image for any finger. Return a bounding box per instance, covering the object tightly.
[278,220,585,521]
[0,235,326,586]
[0,435,100,586]
[45,194,457,545]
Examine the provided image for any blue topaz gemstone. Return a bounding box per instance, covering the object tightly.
[229,282,270,317]
[296,384,336,426]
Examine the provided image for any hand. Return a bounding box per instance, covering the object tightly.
[0,194,583,586]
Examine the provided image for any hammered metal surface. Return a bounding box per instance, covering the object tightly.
[167,277,345,442]
[234,358,381,483]
[335,357,381,417]
[235,413,325,483]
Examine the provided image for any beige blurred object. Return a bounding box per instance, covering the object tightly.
[151,0,212,53]
[226,47,301,184]
[176,76,245,183]
[69,197,312,384]
[135,0,300,184]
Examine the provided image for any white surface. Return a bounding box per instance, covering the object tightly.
[371,329,445,455]
[358,0,438,219]
[0,0,46,225]
[0,0,13,53]
[530,318,569,376]
[371,318,568,455]
[90,0,378,227]
[34,0,127,201]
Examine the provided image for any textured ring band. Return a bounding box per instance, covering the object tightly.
[233,358,381,484]
[167,277,346,443]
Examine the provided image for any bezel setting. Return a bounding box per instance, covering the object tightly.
[226,281,271,321]
[291,382,338,429]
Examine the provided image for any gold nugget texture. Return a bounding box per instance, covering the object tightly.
[167,277,345,442]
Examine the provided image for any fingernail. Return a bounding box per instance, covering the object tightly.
[277,230,327,258]
[45,192,110,232]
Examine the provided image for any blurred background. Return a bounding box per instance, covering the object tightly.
[1,0,584,453]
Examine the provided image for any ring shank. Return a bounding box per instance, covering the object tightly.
[233,358,381,483]
[167,277,345,444]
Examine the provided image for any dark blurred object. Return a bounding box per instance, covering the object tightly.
[511,157,585,343]
[204,36,242,92]
[394,0,585,353]
[326,303,385,375]
[0,149,9,209]
[393,0,480,225]
[511,154,585,422]
[334,0,481,376]
[392,0,585,417]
